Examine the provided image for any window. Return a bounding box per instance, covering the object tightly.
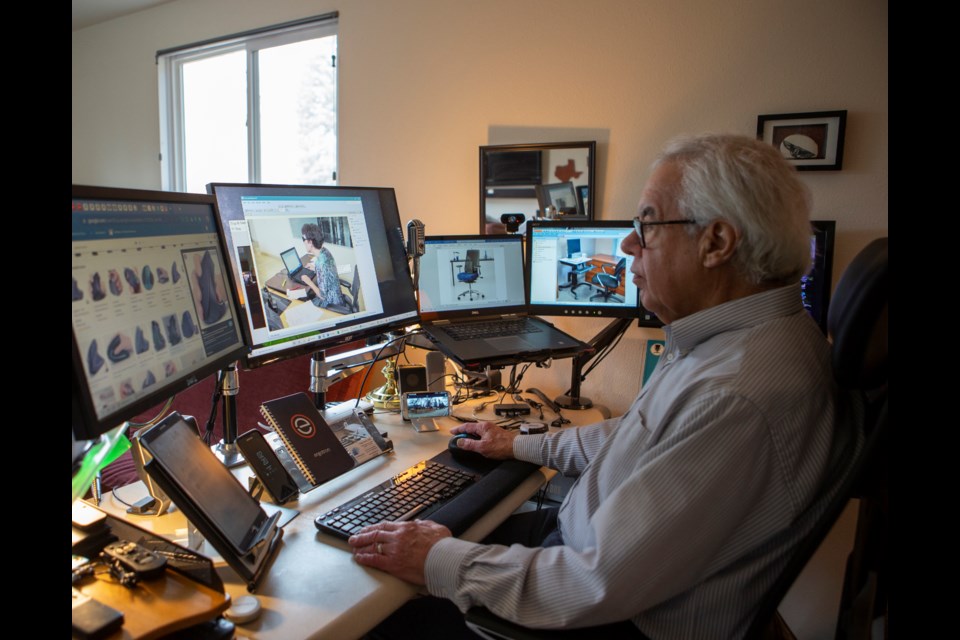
[158,13,338,192]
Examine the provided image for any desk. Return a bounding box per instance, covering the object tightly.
[557,257,594,299]
[96,394,606,639]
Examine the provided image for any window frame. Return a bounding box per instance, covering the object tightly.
[157,14,338,191]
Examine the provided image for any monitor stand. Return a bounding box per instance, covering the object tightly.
[211,363,245,468]
[555,318,632,410]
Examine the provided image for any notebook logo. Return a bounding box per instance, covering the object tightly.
[290,414,316,438]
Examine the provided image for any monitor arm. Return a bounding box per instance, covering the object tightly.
[555,318,632,410]
[309,337,407,408]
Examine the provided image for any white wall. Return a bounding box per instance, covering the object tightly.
[73,1,887,637]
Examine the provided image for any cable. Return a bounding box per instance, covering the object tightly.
[351,331,418,408]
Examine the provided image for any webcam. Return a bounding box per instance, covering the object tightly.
[500,213,526,233]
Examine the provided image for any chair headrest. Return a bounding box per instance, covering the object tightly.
[827,237,888,391]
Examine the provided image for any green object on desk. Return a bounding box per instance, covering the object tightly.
[71,423,132,503]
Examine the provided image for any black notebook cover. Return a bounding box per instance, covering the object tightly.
[260,392,356,487]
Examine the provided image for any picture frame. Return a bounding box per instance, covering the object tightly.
[756,110,847,171]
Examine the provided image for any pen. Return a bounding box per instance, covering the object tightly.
[282,278,286,287]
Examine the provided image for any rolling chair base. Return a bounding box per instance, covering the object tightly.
[590,293,623,303]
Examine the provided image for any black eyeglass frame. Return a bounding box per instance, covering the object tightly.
[632,217,698,248]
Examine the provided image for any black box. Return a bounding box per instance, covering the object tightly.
[397,364,427,395]
[494,403,531,416]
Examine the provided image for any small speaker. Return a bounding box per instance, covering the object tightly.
[397,364,427,395]
[425,351,446,392]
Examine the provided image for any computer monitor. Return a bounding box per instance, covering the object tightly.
[71,186,248,442]
[535,182,582,216]
[636,219,837,331]
[207,183,419,369]
[526,220,639,319]
[483,150,542,187]
[803,220,835,334]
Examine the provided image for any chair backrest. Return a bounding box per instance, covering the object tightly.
[465,250,480,273]
[743,237,888,640]
[613,257,626,278]
[347,265,361,312]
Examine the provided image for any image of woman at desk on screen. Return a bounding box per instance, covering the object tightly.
[300,223,348,309]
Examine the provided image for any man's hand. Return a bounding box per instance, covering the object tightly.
[348,520,452,585]
[450,421,518,460]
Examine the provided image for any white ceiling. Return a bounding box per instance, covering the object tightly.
[72,0,179,31]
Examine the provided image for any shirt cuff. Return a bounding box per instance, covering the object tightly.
[424,536,481,599]
[512,432,547,463]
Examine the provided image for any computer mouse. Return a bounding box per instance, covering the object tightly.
[448,433,482,459]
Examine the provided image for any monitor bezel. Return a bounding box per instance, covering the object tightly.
[71,185,249,442]
[206,182,420,369]
[525,220,640,319]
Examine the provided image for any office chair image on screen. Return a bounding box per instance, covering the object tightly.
[590,257,626,303]
[561,239,594,299]
[457,250,484,300]
[327,265,361,315]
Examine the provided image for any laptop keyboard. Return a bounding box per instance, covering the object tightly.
[314,460,480,539]
[444,317,543,341]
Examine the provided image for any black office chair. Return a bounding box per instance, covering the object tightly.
[327,265,361,315]
[589,257,626,302]
[465,237,889,640]
[458,250,484,300]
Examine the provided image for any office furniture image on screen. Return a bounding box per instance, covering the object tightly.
[457,250,483,300]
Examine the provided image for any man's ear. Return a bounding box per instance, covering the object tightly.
[700,219,739,268]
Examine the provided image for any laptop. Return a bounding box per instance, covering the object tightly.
[280,247,309,280]
[417,234,591,370]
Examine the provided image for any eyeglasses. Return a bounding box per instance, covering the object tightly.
[632,217,698,248]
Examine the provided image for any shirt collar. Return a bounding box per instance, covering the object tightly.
[664,283,805,355]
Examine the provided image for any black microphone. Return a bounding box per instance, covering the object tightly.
[406,219,425,289]
[406,219,425,259]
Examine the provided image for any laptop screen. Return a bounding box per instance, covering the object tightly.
[280,247,302,274]
[418,234,527,320]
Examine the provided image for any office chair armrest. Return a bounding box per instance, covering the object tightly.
[464,607,641,640]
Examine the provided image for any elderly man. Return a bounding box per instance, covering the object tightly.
[348,133,859,639]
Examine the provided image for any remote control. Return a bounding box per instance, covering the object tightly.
[101,540,167,580]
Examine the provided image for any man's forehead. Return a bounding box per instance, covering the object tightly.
[638,162,682,217]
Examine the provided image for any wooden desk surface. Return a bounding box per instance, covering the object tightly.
[95,393,606,639]
[590,253,620,267]
[77,570,230,640]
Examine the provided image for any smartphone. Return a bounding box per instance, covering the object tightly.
[401,391,451,432]
[236,429,300,504]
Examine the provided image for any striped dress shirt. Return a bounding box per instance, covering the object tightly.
[425,283,863,639]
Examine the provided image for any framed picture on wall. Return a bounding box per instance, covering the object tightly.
[756,110,847,171]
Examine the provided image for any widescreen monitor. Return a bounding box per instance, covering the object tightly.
[636,219,837,331]
[207,183,419,368]
[526,221,639,318]
[71,186,248,442]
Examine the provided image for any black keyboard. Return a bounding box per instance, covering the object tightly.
[314,460,482,539]
[445,317,542,341]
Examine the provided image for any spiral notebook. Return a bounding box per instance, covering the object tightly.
[259,393,356,487]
